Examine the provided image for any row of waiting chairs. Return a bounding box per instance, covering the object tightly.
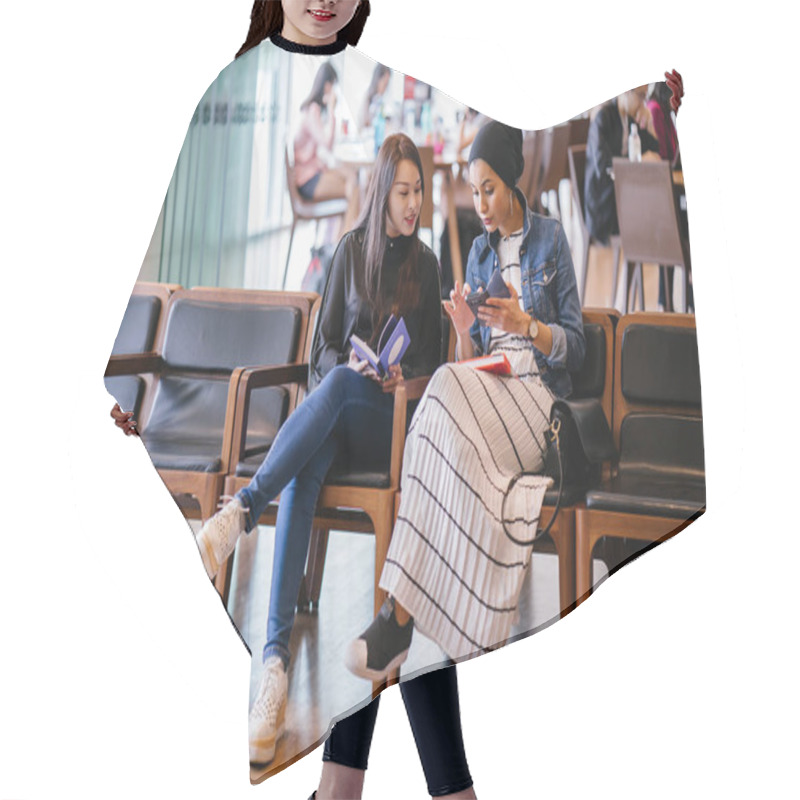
[104,283,425,621]
[104,283,705,632]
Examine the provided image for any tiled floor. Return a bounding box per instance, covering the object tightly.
[205,515,608,782]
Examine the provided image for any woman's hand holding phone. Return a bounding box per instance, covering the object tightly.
[476,282,530,335]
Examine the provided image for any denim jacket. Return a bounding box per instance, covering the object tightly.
[465,190,585,398]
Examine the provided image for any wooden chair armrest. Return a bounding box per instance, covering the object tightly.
[389,383,409,488]
[402,374,432,402]
[238,362,310,392]
[386,374,432,486]
[104,352,163,377]
[227,362,310,470]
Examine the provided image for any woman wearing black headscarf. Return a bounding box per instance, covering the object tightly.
[347,121,586,675]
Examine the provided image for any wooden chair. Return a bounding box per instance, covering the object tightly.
[104,282,180,418]
[293,310,455,613]
[575,312,705,604]
[282,147,349,289]
[224,348,436,623]
[296,310,617,623]
[567,116,591,148]
[612,157,692,312]
[105,288,319,601]
[568,145,621,306]
[531,307,619,618]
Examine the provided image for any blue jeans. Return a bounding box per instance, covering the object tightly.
[237,366,394,668]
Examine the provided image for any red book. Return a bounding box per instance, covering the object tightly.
[461,353,513,375]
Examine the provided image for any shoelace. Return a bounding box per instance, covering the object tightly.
[213,501,243,553]
[252,664,284,719]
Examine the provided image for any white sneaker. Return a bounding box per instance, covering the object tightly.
[249,655,288,765]
[196,497,247,580]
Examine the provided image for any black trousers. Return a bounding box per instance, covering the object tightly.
[323,665,473,797]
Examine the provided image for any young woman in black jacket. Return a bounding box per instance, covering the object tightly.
[192,132,468,796]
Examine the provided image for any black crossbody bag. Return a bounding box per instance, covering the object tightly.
[501,396,616,543]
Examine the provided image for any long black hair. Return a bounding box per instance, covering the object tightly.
[354,133,424,333]
[236,1,372,59]
[300,61,338,112]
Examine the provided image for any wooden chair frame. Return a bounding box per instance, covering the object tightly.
[530,307,618,618]
[574,312,703,603]
[106,281,182,413]
[224,359,432,621]
[105,288,319,589]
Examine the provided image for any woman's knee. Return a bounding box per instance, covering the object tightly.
[324,364,360,395]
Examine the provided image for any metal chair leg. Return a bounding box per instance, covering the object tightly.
[282,220,296,290]
[610,236,621,309]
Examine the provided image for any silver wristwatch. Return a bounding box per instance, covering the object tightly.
[527,316,539,341]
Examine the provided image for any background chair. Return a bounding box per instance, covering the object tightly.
[105,287,318,546]
[104,282,180,419]
[567,116,590,149]
[568,145,621,306]
[283,148,349,289]
[612,157,692,312]
[575,312,705,603]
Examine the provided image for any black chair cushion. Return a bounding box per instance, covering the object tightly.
[235,454,390,490]
[324,463,390,489]
[112,295,162,355]
[144,376,287,473]
[621,324,701,406]
[585,472,706,518]
[619,413,705,474]
[144,436,225,473]
[543,482,586,507]
[571,322,605,399]
[162,299,301,371]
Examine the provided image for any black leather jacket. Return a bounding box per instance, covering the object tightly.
[309,229,443,390]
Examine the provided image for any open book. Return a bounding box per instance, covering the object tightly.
[350,315,410,378]
[461,352,512,375]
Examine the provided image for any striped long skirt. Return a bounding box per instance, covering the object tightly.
[380,362,554,661]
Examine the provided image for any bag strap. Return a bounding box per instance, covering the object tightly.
[501,397,616,546]
[501,414,563,547]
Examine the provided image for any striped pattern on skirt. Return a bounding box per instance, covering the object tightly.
[380,362,554,660]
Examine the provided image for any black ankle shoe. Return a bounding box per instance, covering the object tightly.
[345,596,414,681]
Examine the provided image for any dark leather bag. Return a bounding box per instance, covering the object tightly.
[503,396,616,543]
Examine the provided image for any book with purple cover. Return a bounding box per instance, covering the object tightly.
[349,314,410,378]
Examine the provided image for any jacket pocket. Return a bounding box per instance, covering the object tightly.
[529,258,557,287]
[528,258,558,320]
